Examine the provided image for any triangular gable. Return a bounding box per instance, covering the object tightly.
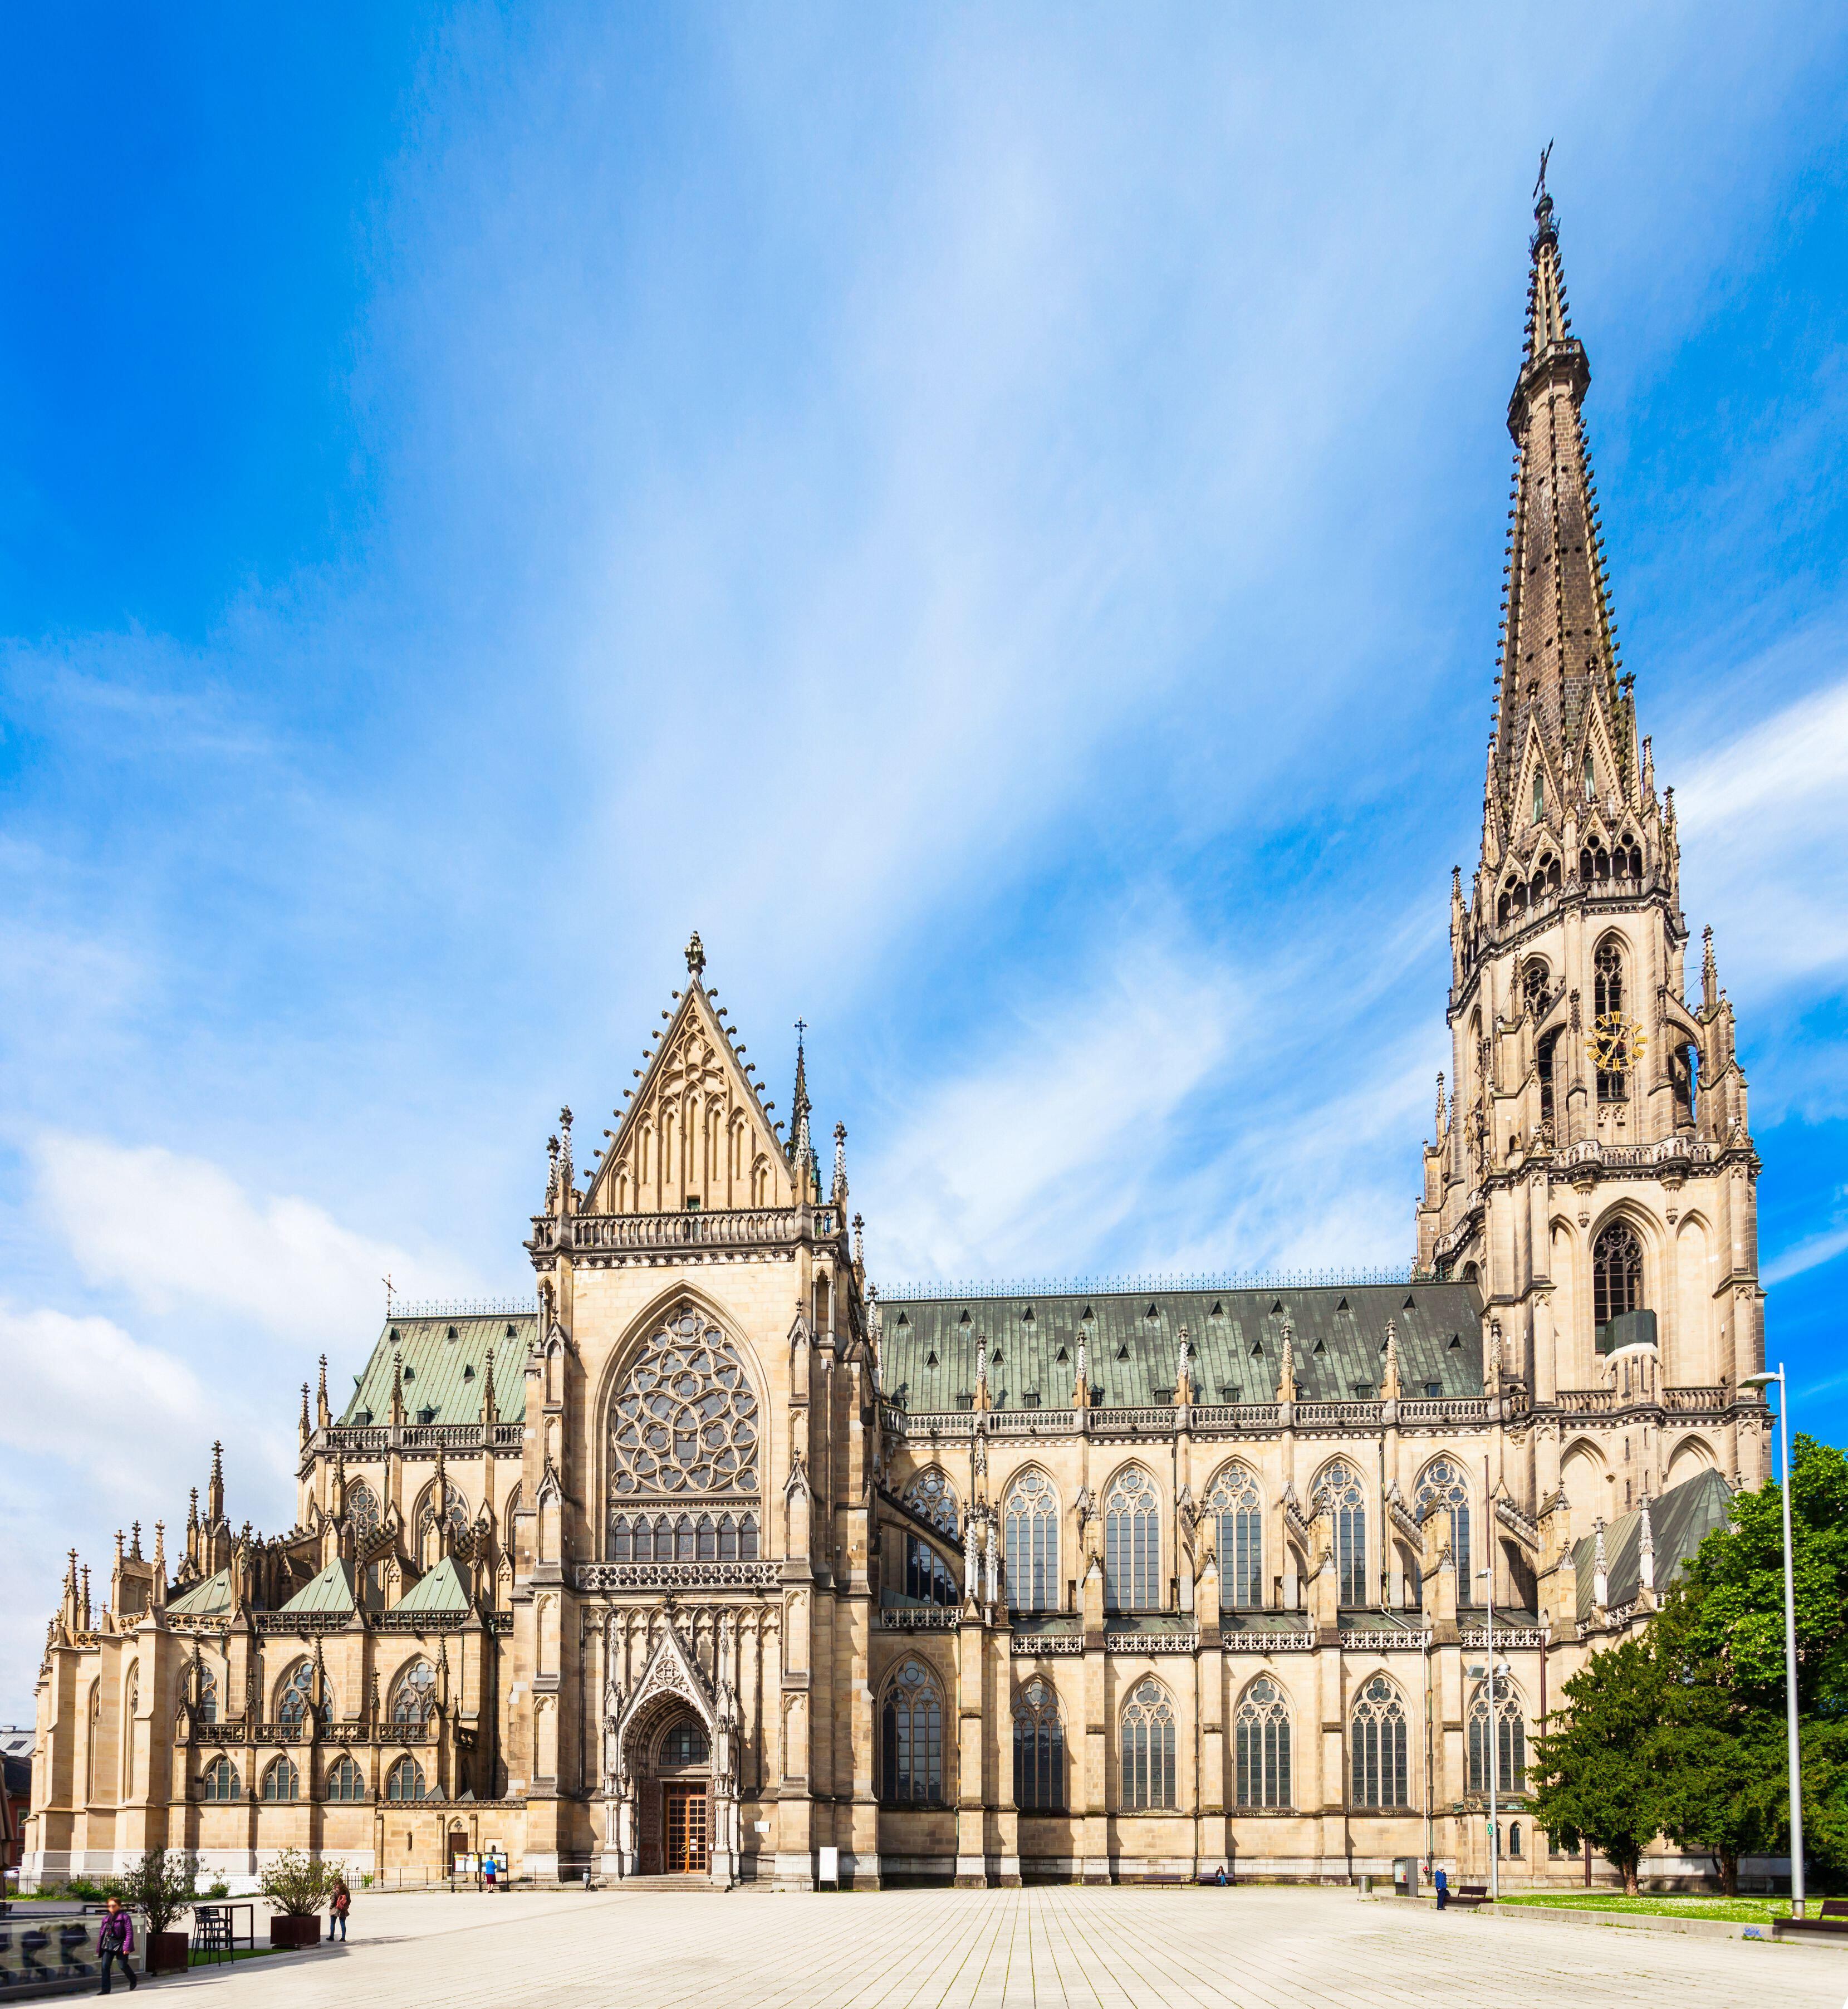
[391,1555,470,1615]
[1510,710,1563,834]
[609,1614,720,1786]
[280,1558,356,1615]
[167,1569,232,1617]
[586,969,792,1214]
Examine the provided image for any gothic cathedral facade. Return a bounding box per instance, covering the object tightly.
[24,184,1769,1892]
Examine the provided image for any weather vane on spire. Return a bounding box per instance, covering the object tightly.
[383,1272,394,1318]
[1534,140,1553,204]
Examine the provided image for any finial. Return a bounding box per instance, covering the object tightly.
[832,1121,847,1206]
[1534,140,1553,209]
[852,1212,864,1270]
[685,930,706,978]
[1435,1071,1447,1133]
[131,1521,142,1560]
[383,1272,394,1319]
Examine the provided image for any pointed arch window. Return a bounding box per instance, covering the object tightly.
[390,1658,437,1726]
[905,1535,958,1606]
[1004,1472,1059,1613]
[1532,770,1545,824]
[200,1755,239,1803]
[345,1478,380,1549]
[1119,1679,1176,1810]
[1414,1459,1472,1606]
[1204,1466,1262,1609]
[1234,1677,1292,1809]
[661,1719,709,1767]
[1593,1220,1644,1335]
[276,1660,330,1727]
[1104,1467,1161,1611]
[1593,939,1629,1101]
[606,1307,759,1538]
[1314,1460,1368,1608]
[880,1659,943,1805]
[323,1754,366,1803]
[385,1755,427,1803]
[1468,1687,1527,1792]
[1350,1676,1409,1809]
[1012,1678,1065,1810]
[902,1468,959,1537]
[261,1755,301,1802]
[193,1662,218,1724]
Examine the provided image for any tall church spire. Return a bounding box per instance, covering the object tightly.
[1489,161,1628,848]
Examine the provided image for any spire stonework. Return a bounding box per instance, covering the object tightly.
[1415,177,1766,1489]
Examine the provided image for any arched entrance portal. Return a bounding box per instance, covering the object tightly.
[646,1711,712,1875]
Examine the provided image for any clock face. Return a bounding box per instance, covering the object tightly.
[1587,1011,1646,1074]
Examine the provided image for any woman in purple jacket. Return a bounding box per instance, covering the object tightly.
[96,1898,138,1995]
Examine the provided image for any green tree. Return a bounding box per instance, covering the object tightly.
[107,1849,200,1939]
[257,1848,339,1917]
[1530,1635,1665,1894]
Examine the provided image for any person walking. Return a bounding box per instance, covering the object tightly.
[1434,1866,1449,1912]
[329,1879,351,1943]
[96,1897,138,1995]
[483,1854,497,1894]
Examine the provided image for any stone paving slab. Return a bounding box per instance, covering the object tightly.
[125,1885,1841,2009]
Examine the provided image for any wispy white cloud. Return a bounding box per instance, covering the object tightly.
[0,1302,200,1465]
[31,1134,482,1349]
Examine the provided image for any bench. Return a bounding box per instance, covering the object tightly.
[1781,1897,1848,1935]
[1442,1883,1492,1909]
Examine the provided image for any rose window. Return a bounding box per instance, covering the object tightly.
[608,1308,759,1502]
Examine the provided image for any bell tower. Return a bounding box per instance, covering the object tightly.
[1415,167,1767,1499]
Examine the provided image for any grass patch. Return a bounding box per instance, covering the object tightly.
[1498,1893,1797,1924]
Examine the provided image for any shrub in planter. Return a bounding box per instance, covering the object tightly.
[107,1849,200,1972]
[258,1849,337,1946]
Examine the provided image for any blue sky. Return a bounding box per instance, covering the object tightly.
[3,6,1847,1710]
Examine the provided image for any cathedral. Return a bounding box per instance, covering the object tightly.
[23,179,1769,1893]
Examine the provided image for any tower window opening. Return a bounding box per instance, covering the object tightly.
[1537,1030,1560,1138]
[1582,751,1595,798]
[1521,961,1551,1019]
[1532,771,1545,824]
[1592,1220,1644,1344]
[1594,939,1628,1101]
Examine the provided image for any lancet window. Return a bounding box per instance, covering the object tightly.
[880,1659,944,1805]
[1012,1678,1065,1811]
[902,1468,959,1537]
[1234,1677,1292,1809]
[1468,1687,1528,1793]
[1204,1466,1262,1609]
[386,1756,427,1803]
[606,1309,759,1555]
[193,1662,217,1723]
[1314,1460,1368,1608]
[200,1756,239,1802]
[1004,1472,1059,1612]
[661,1719,709,1767]
[324,1754,366,1802]
[346,1478,380,1549]
[1104,1467,1160,1611]
[1119,1680,1176,1810]
[1350,1676,1409,1809]
[261,1755,301,1802]
[609,1510,759,1563]
[905,1535,958,1606]
[1415,1459,1472,1604]
[1593,938,1629,1100]
[390,1659,437,1727]
[1592,1221,1644,1334]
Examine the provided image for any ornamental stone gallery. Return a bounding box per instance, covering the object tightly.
[23,182,1767,1893]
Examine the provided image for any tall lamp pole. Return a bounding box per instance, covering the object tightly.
[1742,1364,1804,1922]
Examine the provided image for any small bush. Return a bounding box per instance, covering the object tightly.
[257,1850,339,1918]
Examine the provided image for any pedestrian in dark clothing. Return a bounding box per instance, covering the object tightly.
[1434,1867,1449,1911]
[96,1898,138,1994]
[329,1879,351,1943]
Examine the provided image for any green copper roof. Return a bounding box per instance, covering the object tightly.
[391,1556,470,1614]
[341,1313,535,1428]
[1575,1465,1733,1622]
[167,1568,232,1616]
[280,1557,356,1615]
[879,1282,1482,1411]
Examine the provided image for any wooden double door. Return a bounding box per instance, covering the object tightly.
[663,1783,709,1874]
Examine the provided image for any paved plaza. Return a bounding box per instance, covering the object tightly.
[136,1885,1837,2009]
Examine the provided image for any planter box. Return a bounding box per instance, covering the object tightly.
[149,1932,190,1974]
[269,1915,323,1949]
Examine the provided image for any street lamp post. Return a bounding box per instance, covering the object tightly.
[1742,1364,1805,1922]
